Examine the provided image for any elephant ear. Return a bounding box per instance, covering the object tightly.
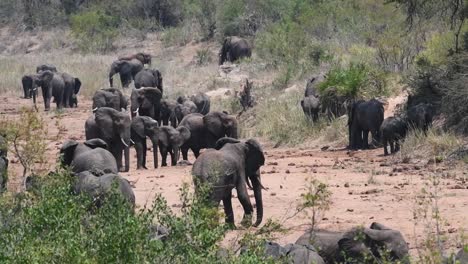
[94,108,114,142]
[84,138,108,149]
[300,99,305,108]
[337,227,372,260]
[60,140,79,166]
[176,126,191,143]
[369,222,391,231]
[245,139,265,169]
[203,112,224,137]
[215,137,240,150]
[364,224,409,260]
[74,78,82,94]
[131,117,147,139]
[38,70,54,84]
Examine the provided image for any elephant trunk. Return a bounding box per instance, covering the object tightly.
[251,170,263,227]
[151,138,158,168]
[109,68,116,87]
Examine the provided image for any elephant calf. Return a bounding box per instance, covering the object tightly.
[241,241,325,264]
[157,126,191,167]
[301,95,320,122]
[296,222,409,264]
[192,137,265,228]
[380,116,408,155]
[348,99,384,150]
[74,171,135,208]
[190,92,211,115]
[219,36,252,65]
[131,116,159,169]
[407,102,434,132]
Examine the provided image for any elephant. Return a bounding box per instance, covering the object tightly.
[118,52,152,65]
[0,156,8,192]
[27,70,65,111]
[179,111,238,161]
[157,125,191,167]
[73,171,135,208]
[305,77,320,97]
[348,99,384,150]
[219,36,252,65]
[242,242,325,264]
[60,139,118,174]
[301,95,320,122]
[61,72,81,108]
[36,64,57,73]
[296,222,410,264]
[380,116,408,156]
[134,68,163,92]
[71,94,78,108]
[92,88,128,112]
[455,248,468,263]
[160,99,178,127]
[192,137,265,228]
[406,102,435,132]
[175,99,198,123]
[85,107,132,172]
[131,116,159,169]
[21,74,36,99]
[109,59,144,88]
[130,87,163,122]
[0,134,7,157]
[190,92,211,115]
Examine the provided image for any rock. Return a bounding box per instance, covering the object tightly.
[344,183,350,188]
[288,163,296,166]
[346,209,354,212]
[270,192,277,196]
[285,170,290,174]
[268,161,278,166]
[321,146,330,151]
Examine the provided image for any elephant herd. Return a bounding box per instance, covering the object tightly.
[300,77,436,156]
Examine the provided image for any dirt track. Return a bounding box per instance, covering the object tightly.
[1,95,467,257]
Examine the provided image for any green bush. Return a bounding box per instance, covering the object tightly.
[70,10,120,52]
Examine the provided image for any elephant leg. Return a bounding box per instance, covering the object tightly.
[63,89,70,108]
[151,139,158,169]
[362,130,369,149]
[160,146,168,167]
[111,145,124,172]
[395,140,401,152]
[237,182,254,228]
[390,141,395,154]
[383,139,389,156]
[170,116,177,128]
[42,86,51,111]
[192,148,200,159]
[135,141,145,170]
[124,146,130,172]
[142,140,147,169]
[170,146,179,166]
[181,146,189,161]
[223,191,235,228]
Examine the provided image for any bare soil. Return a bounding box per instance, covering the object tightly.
[1,94,467,257]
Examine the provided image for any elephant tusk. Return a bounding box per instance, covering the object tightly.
[130,139,135,145]
[133,107,139,114]
[120,137,129,148]
[32,88,37,91]
[92,107,98,112]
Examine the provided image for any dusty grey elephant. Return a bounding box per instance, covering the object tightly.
[60,138,118,174]
[22,70,65,111]
[157,126,191,167]
[348,99,384,150]
[242,241,325,264]
[109,59,144,88]
[36,64,57,73]
[406,102,435,132]
[0,156,7,193]
[134,68,163,92]
[190,92,211,115]
[118,52,152,65]
[21,74,36,99]
[380,116,408,156]
[85,107,132,172]
[160,99,178,127]
[175,98,198,123]
[130,87,162,122]
[301,95,320,122]
[61,72,81,108]
[296,222,409,264]
[219,36,252,65]
[305,77,320,97]
[179,111,238,161]
[131,116,159,169]
[192,137,265,228]
[92,88,128,112]
[74,171,135,208]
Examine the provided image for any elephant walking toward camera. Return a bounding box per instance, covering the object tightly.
[85,107,132,172]
[131,116,159,169]
[296,222,409,264]
[380,116,408,155]
[134,69,163,92]
[157,126,191,167]
[130,87,162,122]
[192,137,265,228]
[175,97,198,123]
[219,36,252,65]
[348,99,384,150]
[190,92,211,115]
[160,99,178,127]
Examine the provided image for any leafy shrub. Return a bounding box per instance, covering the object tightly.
[70,10,119,52]
[161,25,193,47]
[194,48,213,66]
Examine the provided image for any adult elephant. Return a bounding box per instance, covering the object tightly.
[61,72,81,108]
[92,88,128,112]
[301,95,320,122]
[118,52,152,65]
[74,171,135,208]
[131,116,159,169]
[219,36,252,65]
[192,137,265,228]
[85,107,132,172]
[60,139,118,174]
[190,92,211,115]
[36,64,57,73]
[134,69,163,92]
[109,59,144,88]
[175,99,198,123]
[179,111,238,161]
[407,102,434,132]
[22,70,65,111]
[296,222,409,264]
[348,99,384,150]
[157,126,191,167]
[243,242,324,264]
[130,87,162,122]
[160,99,178,127]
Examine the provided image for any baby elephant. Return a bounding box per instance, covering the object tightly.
[157,126,191,167]
[301,95,320,122]
[73,171,135,208]
[380,116,408,155]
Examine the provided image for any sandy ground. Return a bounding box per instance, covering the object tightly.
[1,94,467,258]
